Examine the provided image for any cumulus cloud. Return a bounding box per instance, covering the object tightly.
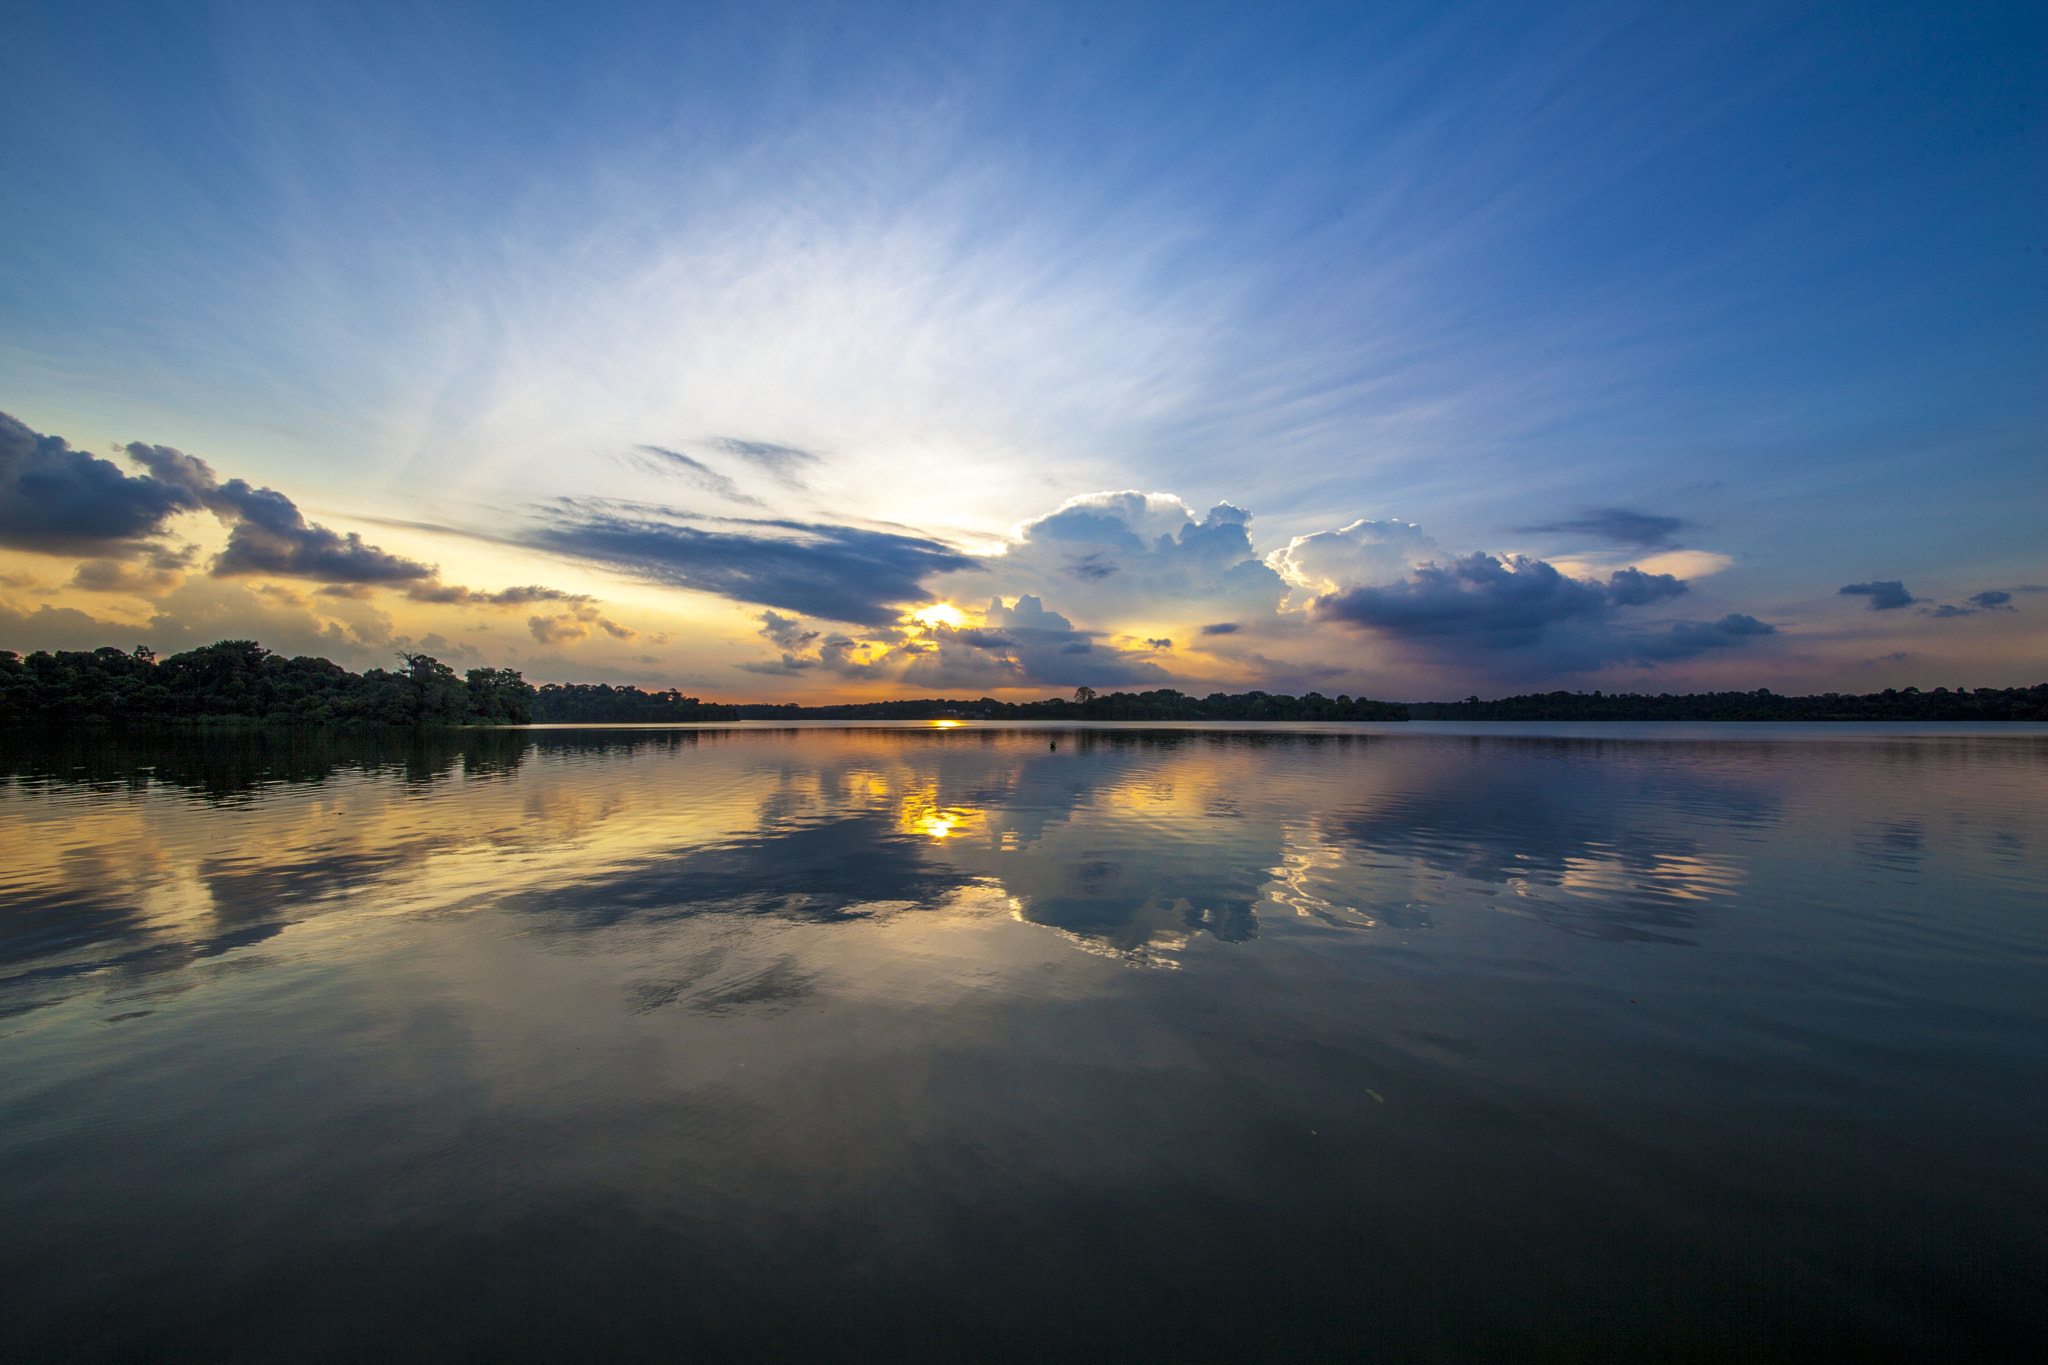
[1317,554,1628,645]
[885,595,1173,690]
[1838,580,1915,611]
[707,492,1780,690]
[0,411,203,555]
[528,615,586,645]
[1312,551,1760,670]
[734,593,1170,690]
[532,502,976,625]
[738,610,825,674]
[1522,508,1690,548]
[1267,518,1437,599]
[527,600,636,645]
[758,610,821,651]
[0,576,400,668]
[989,492,1287,630]
[1604,566,1690,607]
[68,545,197,595]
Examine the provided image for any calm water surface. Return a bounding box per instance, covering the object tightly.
[2,722,2044,1362]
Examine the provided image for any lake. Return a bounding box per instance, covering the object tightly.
[2,721,2043,1362]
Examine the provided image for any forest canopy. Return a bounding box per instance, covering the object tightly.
[0,641,732,726]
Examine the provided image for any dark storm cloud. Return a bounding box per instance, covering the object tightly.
[1602,567,1689,606]
[1313,552,1766,670]
[1633,613,1777,660]
[531,504,976,625]
[1838,580,1915,610]
[0,411,202,554]
[0,412,434,585]
[123,441,434,583]
[1316,554,1629,646]
[632,446,765,507]
[1521,508,1689,548]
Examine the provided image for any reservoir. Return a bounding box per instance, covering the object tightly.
[2,722,2043,1361]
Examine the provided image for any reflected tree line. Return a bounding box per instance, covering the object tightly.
[0,723,1381,802]
[0,724,543,799]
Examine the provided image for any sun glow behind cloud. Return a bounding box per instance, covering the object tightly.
[913,603,969,629]
[1,5,2042,695]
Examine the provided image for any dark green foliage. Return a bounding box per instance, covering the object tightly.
[530,684,738,723]
[0,724,538,799]
[9,637,2037,728]
[1404,686,2048,721]
[465,667,540,724]
[734,688,1410,721]
[0,640,536,727]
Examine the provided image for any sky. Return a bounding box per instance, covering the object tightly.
[1,0,2041,701]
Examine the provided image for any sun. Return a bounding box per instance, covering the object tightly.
[911,603,967,629]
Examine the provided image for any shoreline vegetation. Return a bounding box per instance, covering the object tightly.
[1,640,2042,727]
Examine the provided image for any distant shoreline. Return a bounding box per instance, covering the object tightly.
[4,641,2044,726]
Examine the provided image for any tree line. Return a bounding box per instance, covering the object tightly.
[0,641,732,726]
[5,639,2041,726]
[1404,686,2048,722]
[736,687,1410,722]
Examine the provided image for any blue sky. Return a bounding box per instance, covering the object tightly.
[2,1,2041,697]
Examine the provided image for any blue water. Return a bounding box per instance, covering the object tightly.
[2,722,2043,1361]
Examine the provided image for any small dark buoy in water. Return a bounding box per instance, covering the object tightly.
[1050,740,1057,751]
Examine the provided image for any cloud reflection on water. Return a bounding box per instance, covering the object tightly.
[0,724,1893,1018]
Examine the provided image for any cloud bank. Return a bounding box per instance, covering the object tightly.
[1311,551,1771,670]
[532,502,977,626]
[1,412,203,555]
[4,411,1802,693]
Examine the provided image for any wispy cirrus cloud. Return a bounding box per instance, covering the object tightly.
[704,438,819,487]
[630,446,766,508]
